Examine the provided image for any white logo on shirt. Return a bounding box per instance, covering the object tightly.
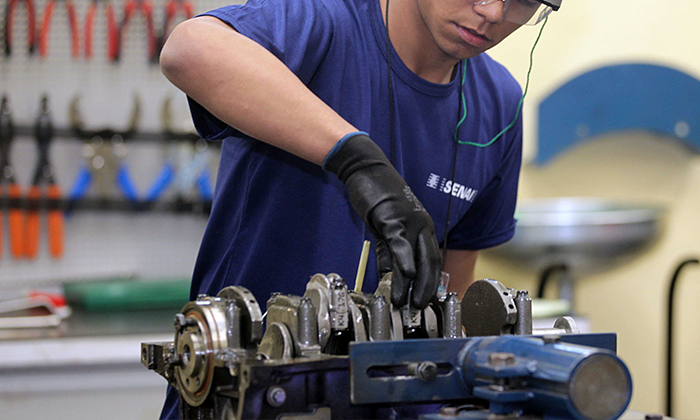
[425,173,478,202]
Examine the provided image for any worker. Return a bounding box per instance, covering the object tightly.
[158,0,561,417]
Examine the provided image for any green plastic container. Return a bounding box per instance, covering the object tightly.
[64,278,191,312]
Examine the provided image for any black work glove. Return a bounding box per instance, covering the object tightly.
[324,133,442,309]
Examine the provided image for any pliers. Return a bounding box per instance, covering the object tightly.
[68,95,140,208]
[84,0,119,61]
[0,96,25,259]
[116,0,157,62]
[145,139,213,211]
[4,0,37,56]
[25,96,64,259]
[156,0,194,60]
[145,96,212,210]
[39,0,80,58]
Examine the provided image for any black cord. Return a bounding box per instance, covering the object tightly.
[384,0,395,165]
[666,258,699,418]
[383,0,461,264]
[537,263,569,299]
[441,68,464,261]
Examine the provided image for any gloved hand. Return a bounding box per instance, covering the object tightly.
[323,133,442,309]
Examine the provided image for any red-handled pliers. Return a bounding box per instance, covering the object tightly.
[157,0,194,58]
[4,0,37,56]
[39,0,80,58]
[84,0,119,61]
[116,0,157,62]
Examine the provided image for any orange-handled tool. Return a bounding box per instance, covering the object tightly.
[1,96,26,259]
[25,96,64,260]
[24,185,42,259]
[7,183,26,258]
[46,184,64,258]
[24,184,63,258]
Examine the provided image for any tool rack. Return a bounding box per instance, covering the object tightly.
[0,0,240,289]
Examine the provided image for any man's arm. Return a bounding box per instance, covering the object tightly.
[161,16,443,309]
[443,250,478,300]
[160,16,356,164]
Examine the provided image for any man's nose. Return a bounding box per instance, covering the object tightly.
[473,0,507,24]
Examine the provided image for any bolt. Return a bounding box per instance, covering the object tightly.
[166,353,183,367]
[174,314,197,332]
[408,362,438,383]
[416,361,438,382]
[266,386,286,407]
[542,335,561,344]
[488,352,516,367]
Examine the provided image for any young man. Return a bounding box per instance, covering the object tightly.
[159,0,560,415]
[160,0,561,308]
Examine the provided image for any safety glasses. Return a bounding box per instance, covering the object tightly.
[473,0,554,26]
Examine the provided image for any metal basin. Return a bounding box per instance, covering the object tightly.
[488,198,666,274]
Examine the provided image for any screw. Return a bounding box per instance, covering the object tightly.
[416,361,438,382]
[266,386,286,407]
[408,362,438,383]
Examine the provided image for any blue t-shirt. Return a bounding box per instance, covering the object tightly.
[162,0,523,417]
[188,0,523,303]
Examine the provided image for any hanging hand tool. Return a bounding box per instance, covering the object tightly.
[67,95,141,210]
[144,96,212,212]
[25,95,64,259]
[155,0,194,62]
[0,96,25,259]
[84,0,118,61]
[69,135,140,206]
[38,0,79,59]
[69,94,140,140]
[115,0,157,62]
[145,138,213,212]
[3,0,37,56]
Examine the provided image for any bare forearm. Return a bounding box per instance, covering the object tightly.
[160,16,357,165]
[443,250,478,299]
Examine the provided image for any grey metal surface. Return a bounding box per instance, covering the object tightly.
[569,354,632,419]
[514,291,533,335]
[488,197,666,273]
[217,286,264,348]
[461,279,517,337]
[369,294,392,341]
[440,292,462,339]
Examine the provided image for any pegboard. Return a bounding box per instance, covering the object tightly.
[0,0,243,290]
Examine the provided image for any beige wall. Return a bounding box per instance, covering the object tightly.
[482,1,700,417]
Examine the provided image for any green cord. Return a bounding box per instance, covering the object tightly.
[454,17,549,147]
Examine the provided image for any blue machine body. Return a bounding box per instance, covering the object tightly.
[350,334,632,420]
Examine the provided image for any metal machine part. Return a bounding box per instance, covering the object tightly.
[155,286,264,408]
[462,279,578,337]
[142,276,633,420]
[462,279,518,337]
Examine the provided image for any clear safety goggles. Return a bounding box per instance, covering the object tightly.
[472,0,554,26]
